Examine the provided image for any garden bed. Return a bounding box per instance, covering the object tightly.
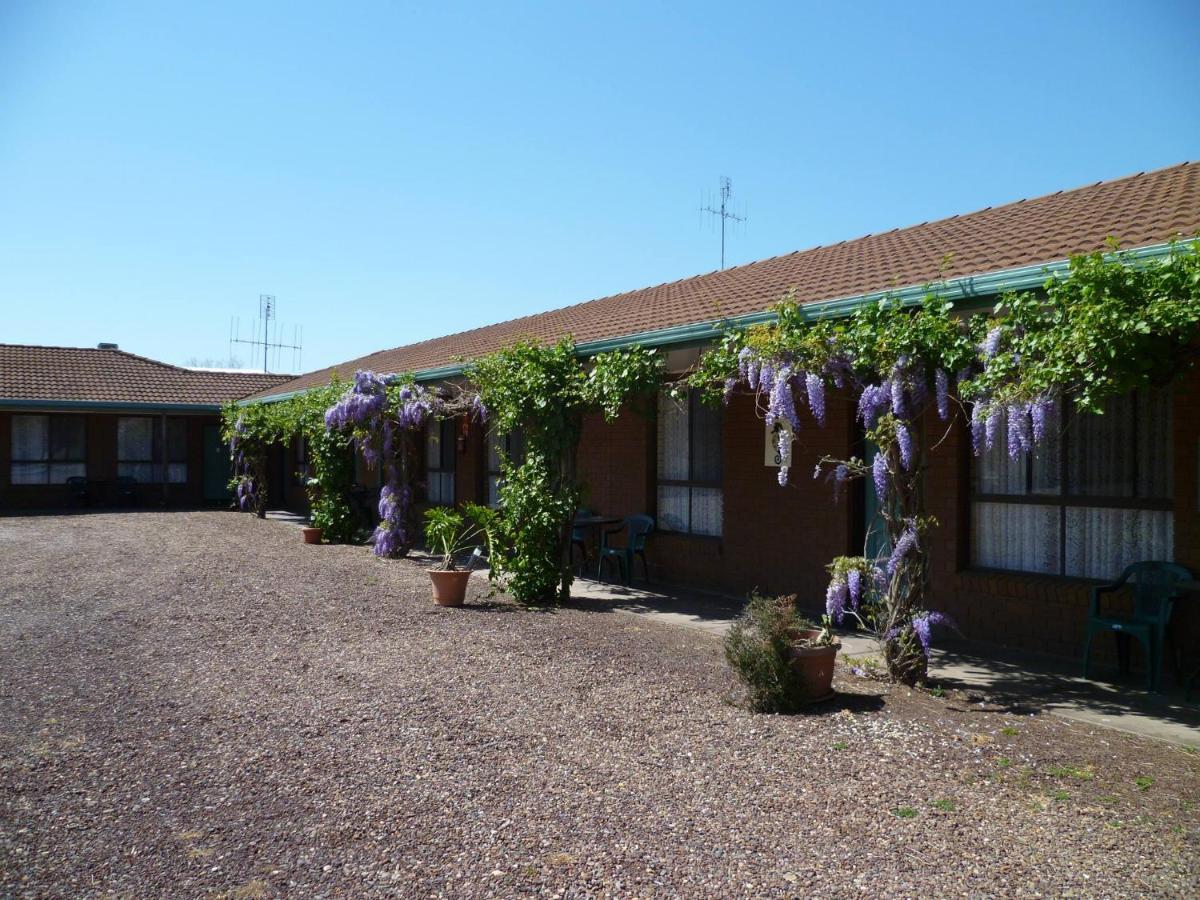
[1,511,1196,897]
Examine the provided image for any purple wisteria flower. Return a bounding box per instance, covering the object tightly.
[805,372,826,426]
[1006,402,1033,459]
[872,452,889,503]
[1030,394,1053,443]
[777,465,790,486]
[982,326,1003,359]
[826,573,849,624]
[758,361,776,394]
[970,404,986,454]
[767,365,799,430]
[886,523,919,576]
[910,611,956,658]
[847,567,862,611]
[858,384,891,429]
[470,394,488,423]
[935,369,951,421]
[746,355,761,391]
[737,346,753,381]
[896,422,914,471]
[984,406,1000,451]
[889,378,909,419]
[722,377,738,403]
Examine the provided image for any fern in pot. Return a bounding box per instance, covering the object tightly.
[423,504,494,607]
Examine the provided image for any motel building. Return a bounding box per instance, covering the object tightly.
[7,163,1200,677]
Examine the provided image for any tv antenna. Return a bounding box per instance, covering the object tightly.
[229,294,303,373]
[701,176,747,270]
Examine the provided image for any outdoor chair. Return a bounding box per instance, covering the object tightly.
[597,515,653,585]
[1082,561,1192,692]
[66,476,90,507]
[571,508,592,572]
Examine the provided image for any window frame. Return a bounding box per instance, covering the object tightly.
[656,386,723,537]
[969,387,1173,577]
[10,414,88,485]
[425,416,457,506]
[485,426,524,508]
[117,416,189,484]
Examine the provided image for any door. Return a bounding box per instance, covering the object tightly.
[202,424,230,501]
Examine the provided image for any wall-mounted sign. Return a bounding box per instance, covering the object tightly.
[765,419,793,467]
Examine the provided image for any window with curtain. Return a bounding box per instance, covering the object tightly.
[425,417,456,505]
[656,388,723,536]
[10,415,87,484]
[117,417,188,484]
[970,385,1173,579]
[486,427,525,508]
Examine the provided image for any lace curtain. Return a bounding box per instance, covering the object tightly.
[12,415,86,484]
[970,386,1173,579]
[656,391,722,536]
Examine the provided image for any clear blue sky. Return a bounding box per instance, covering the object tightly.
[2,1,1198,373]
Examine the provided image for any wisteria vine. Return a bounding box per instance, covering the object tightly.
[324,370,486,558]
[691,242,1200,685]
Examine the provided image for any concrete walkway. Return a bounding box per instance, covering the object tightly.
[570,576,1200,747]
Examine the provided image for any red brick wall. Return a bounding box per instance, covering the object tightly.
[569,371,1200,670]
[574,392,854,610]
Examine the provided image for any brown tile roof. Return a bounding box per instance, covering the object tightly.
[0,344,293,407]
[256,162,1200,399]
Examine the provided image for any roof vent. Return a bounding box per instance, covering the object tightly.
[97,342,119,350]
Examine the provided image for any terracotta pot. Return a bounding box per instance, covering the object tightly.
[790,628,839,704]
[301,526,323,544]
[429,569,471,607]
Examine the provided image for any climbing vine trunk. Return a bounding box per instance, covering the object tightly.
[880,438,931,685]
[553,442,580,603]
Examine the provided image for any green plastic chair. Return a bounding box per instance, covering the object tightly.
[1082,561,1191,692]
[597,515,654,585]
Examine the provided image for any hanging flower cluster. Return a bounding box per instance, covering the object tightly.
[229,418,258,512]
[325,370,486,558]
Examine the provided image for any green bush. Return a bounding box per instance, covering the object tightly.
[724,594,818,713]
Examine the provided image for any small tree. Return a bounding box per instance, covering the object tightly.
[467,339,661,605]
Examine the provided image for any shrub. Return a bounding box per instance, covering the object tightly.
[724,594,824,713]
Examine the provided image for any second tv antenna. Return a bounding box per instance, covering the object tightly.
[229,294,302,373]
[701,176,747,270]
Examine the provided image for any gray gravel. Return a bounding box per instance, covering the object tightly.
[1,510,1197,898]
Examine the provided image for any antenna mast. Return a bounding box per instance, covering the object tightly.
[229,294,303,373]
[701,176,747,270]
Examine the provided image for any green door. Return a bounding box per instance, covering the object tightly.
[202,424,231,501]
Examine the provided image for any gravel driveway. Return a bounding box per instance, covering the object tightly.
[1,511,1197,897]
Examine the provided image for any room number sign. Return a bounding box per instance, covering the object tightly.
[765,419,793,467]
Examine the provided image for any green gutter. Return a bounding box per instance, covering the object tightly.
[248,240,1182,403]
[0,399,222,413]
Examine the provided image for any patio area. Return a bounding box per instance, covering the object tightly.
[2,510,1197,896]
[570,577,1200,747]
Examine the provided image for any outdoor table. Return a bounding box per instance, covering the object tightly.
[572,515,621,576]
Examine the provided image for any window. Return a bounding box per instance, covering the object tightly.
[656,388,723,536]
[117,417,188,484]
[425,417,456,505]
[10,415,86,484]
[486,427,525,508]
[970,385,1173,579]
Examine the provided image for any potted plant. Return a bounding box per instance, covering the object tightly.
[423,504,494,607]
[724,594,841,711]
